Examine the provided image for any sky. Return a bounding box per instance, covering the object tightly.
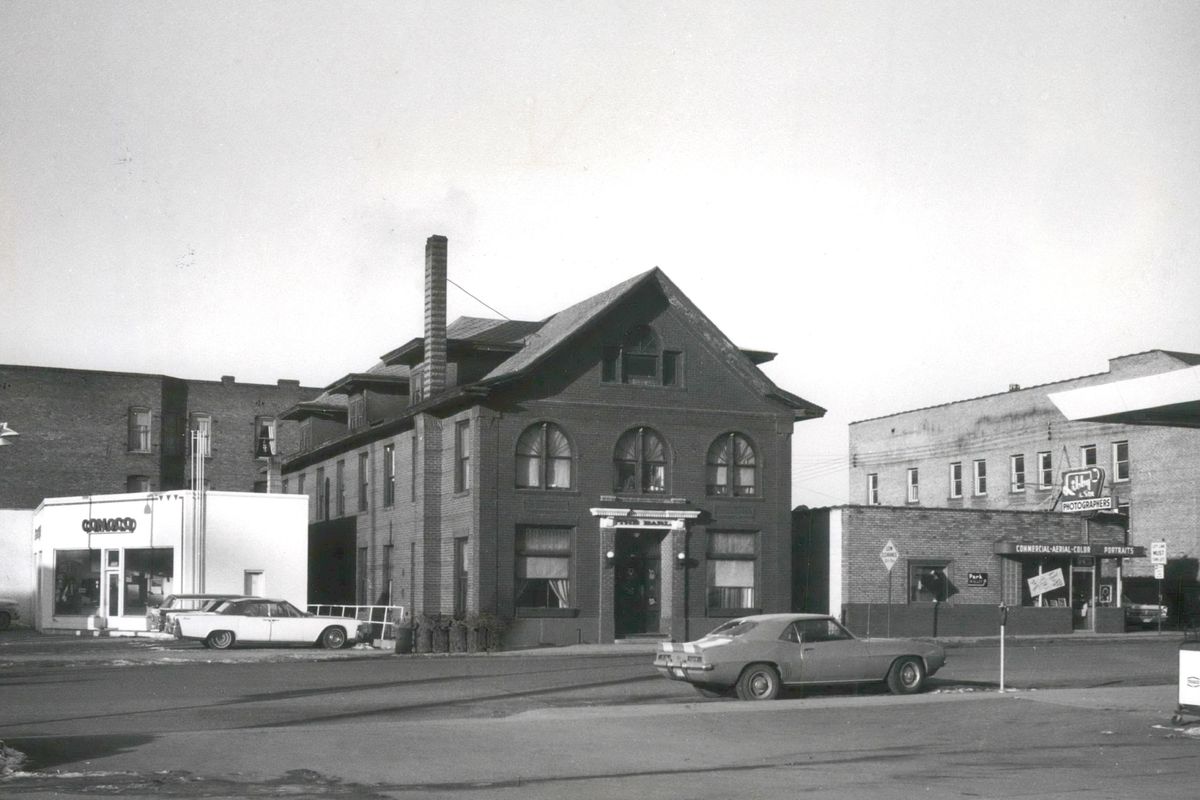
[3,1,1199,507]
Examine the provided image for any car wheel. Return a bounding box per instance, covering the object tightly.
[205,630,235,650]
[320,626,347,649]
[887,657,926,694]
[736,663,781,701]
[0,611,11,631]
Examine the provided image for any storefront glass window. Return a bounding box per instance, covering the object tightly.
[55,549,101,615]
[909,564,949,602]
[124,548,174,615]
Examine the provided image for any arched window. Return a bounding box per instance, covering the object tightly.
[614,427,669,494]
[516,423,573,489]
[706,433,757,496]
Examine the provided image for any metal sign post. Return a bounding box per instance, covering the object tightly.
[1152,541,1167,633]
[999,604,1008,693]
[880,540,899,638]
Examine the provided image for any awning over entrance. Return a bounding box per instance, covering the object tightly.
[994,542,1145,558]
[1048,364,1200,428]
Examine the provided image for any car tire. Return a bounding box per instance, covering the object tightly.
[205,630,235,650]
[735,663,781,701]
[320,626,347,649]
[0,611,10,631]
[887,657,926,695]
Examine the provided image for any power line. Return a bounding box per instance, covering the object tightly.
[447,277,510,320]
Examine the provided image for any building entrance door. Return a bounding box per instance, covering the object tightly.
[101,549,122,623]
[1072,563,1095,631]
[613,532,662,637]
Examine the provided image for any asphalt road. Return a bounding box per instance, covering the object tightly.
[0,633,1195,798]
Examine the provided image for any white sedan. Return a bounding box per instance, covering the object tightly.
[173,597,369,650]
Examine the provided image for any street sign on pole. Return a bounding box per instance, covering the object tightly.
[1150,541,1167,565]
[1154,564,1165,580]
[880,540,899,572]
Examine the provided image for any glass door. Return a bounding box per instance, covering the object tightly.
[101,549,122,622]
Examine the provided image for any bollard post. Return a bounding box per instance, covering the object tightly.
[999,603,1008,693]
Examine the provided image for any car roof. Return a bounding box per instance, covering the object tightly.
[164,593,240,600]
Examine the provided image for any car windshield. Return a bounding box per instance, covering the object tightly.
[705,619,759,638]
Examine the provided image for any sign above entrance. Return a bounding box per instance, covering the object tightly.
[880,540,899,572]
[994,542,1144,558]
[1061,496,1114,513]
[1027,567,1066,597]
[1061,467,1105,499]
[612,518,675,530]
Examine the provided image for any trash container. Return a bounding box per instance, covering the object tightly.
[1172,634,1200,725]
[394,623,414,655]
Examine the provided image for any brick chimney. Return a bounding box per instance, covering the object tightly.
[424,235,448,397]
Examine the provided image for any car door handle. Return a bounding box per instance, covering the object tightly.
[802,647,815,654]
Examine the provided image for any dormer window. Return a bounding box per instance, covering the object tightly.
[602,325,682,387]
[348,394,366,431]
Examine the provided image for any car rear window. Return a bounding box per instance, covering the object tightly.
[707,619,758,638]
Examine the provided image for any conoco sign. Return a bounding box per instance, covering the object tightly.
[81,517,137,533]
[1061,467,1105,499]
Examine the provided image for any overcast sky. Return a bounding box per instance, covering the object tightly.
[3,1,1198,506]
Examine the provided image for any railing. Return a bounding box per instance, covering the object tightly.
[307,604,409,641]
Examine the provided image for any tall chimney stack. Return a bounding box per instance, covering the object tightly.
[424,235,448,397]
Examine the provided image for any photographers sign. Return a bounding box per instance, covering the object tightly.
[1060,467,1112,512]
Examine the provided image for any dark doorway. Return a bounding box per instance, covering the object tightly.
[614,531,663,637]
[308,518,357,605]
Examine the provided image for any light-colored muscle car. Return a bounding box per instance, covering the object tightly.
[654,613,946,700]
[173,597,369,650]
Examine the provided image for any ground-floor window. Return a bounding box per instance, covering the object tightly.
[1020,557,1070,606]
[516,526,572,609]
[123,548,174,615]
[55,549,101,615]
[909,561,951,603]
[707,531,757,611]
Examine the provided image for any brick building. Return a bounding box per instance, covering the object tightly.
[847,350,1200,623]
[281,236,824,646]
[0,365,319,508]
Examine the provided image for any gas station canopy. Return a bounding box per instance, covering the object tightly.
[1048,365,1200,429]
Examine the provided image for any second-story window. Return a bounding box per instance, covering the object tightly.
[298,419,312,452]
[973,459,987,496]
[1038,451,1053,489]
[383,443,396,506]
[315,468,326,520]
[614,427,668,494]
[1010,455,1025,493]
[1081,444,1097,467]
[255,417,277,458]
[189,413,212,457]
[906,468,919,503]
[454,420,471,493]
[516,423,573,490]
[1113,441,1130,482]
[706,433,757,497]
[949,462,962,499]
[867,473,879,505]
[128,407,151,453]
[357,452,369,512]
[336,460,346,516]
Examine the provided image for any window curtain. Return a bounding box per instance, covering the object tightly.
[546,426,572,488]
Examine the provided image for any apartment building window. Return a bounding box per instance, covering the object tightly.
[867,473,879,505]
[906,468,919,503]
[315,468,326,520]
[973,459,987,496]
[383,444,395,506]
[348,395,366,431]
[515,526,572,609]
[707,532,757,611]
[128,407,151,453]
[297,473,305,496]
[126,475,150,493]
[410,435,418,501]
[516,422,573,490]
[1081,444,1096,467]
[255,416,277,458]
[454,420,471,493]
[336,460,346,516]
[299,419,312,451]
[1038,452,1053,489]
[282,477,289,494]
[706,432,757,497]
[1010,455,1025,493]
[1113,441,1129,482]
[189,413,212,457]
[614,427,669,494]
[357,452,369,512]
[949,462,962,499]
